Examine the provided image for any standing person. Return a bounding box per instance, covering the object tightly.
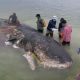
[46,16,57,38]
[76,73,80,80]
[62,21,72,46]
[36,14,45,33]
[8,13,20,25]
[58,18,66,39]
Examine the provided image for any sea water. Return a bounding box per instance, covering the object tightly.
[0,0,80,80]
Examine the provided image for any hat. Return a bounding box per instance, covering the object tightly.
[53,16,57,20]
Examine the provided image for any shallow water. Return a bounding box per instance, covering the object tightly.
[0,0,80,80]
[0,0,80,27]
[0,27,80,80]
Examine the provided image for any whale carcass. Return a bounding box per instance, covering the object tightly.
[0,19,72,70]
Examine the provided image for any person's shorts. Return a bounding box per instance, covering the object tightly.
[62,41,70,46]
[38,29,43,33]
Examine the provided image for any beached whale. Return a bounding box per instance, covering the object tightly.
[0,19,72,70]
[6,24,72,70]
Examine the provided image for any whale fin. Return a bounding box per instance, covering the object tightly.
[23,51,36,70]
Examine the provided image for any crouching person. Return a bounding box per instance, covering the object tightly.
[8,13,20,26]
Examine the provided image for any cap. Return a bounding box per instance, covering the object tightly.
[53,16,57,20]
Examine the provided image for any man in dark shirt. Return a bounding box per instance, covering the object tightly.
[36,14,44,33]
[46,16,57,38]
[58,18,66,39]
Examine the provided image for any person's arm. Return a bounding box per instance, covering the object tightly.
[62,28,66,41]
[8,15,12,23]
[71,26,72,32]
[47,23,52,31]
[16,16,18,21]
[58,23,61,32]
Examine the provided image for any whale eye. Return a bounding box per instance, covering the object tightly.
[54,56,60,61]
[56,56,65,63]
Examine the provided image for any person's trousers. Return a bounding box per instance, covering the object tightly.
[46,30,53,37]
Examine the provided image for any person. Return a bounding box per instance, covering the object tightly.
[36,14,45,33]
[8,13,20,25]
[58,18,66,39]
[76,73,80,80]
[46,16,57,38]
[62,21,72,46]
[77,48,80,54]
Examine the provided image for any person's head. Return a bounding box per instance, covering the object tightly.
[60,18,65,22]
[13,13,16,16]
[62,19,67,24]
[53,16,57,21]
[62,19,67,27]
[36,14,41,19]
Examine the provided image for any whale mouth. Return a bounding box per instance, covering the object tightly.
[58,62,72,69]
[34,51,72,69]
[40,60,72,69]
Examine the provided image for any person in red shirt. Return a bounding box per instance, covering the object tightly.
[62,21,72,46]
